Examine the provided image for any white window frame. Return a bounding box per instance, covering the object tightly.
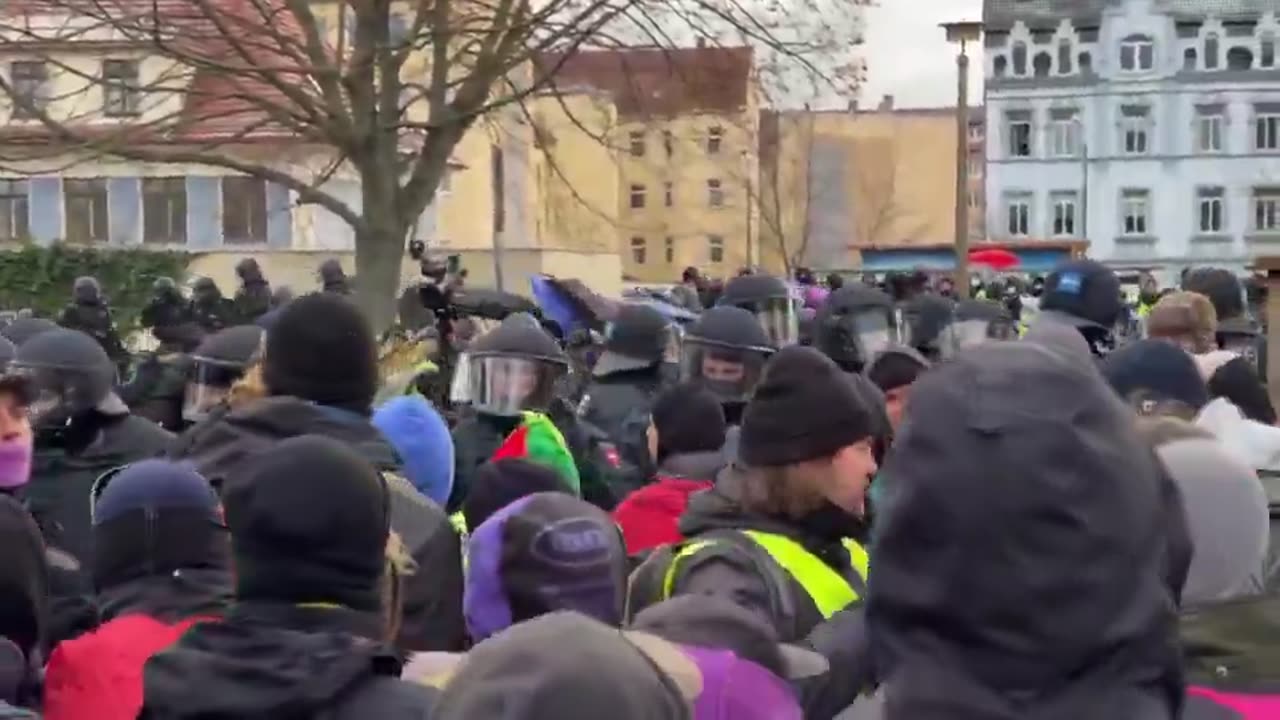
[1047,118,1078,157]
[629,183,646,210]
[1120,39,1154,72]
[1005,195,1031,237]
[1050,193,1077,237]
[1120,116,1150,155]
[1255,114,1280,152]
[1197,114,1223,153]
[629,235,647,264]
[1007,120,1033,158]
[628,130,646,157]
[707,126,723,155]
[1253,189,1280,233]
[1121,191,1151,236]
[1197,188,1225,234]
[707,178,724,208]
[707,235,724,264]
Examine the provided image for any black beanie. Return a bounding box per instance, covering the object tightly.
[652,382,727,462]
[224,435,389,612]
[740,346,874,467]
[263,293,378,415]
[463,458,569,532]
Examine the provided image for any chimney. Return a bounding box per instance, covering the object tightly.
[847,98,859,112]
[879,94,894,111]
[696,37,706,49]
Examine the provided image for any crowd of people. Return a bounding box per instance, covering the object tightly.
[0,253,1273,719]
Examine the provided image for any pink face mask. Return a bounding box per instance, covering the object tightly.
[0,438,33,490]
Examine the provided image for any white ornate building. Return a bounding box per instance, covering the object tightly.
[984,0,1280,281]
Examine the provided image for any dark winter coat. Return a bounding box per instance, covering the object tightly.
[139,603,436,719]
[118,353,191,433]
[58,303,126,365]
[171,396,466,652]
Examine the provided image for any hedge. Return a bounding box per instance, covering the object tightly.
[0,244,190,333]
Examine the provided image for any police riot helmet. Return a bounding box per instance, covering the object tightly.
[152,277,180,300]
[11,328,115,427]
[902,294,955,358]
[192,277,222,302]
[319,258,346,283]
[236,257,265,284]
[1,318,57,348]
[815,286,900,373]
[462,314,567,416]
[184,325,264,422]
[716,273,798,348]
[594,303,677,378]
[680,306,774,404]
[73,276,101,304]
[935,299,1017,359]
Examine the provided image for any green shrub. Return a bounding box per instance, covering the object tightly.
[0,244,189,333]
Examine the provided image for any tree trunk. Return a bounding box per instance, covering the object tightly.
[353,222,405,334]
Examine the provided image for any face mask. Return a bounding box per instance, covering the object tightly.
[0,438,32,490]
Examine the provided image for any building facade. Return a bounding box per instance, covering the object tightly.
[758,98,972,271]
[985,0,1280,279]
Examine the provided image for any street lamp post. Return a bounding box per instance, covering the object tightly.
[942,20,983,299]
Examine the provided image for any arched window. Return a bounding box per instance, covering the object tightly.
[1205,33,1220,69]
[1058,40,1073,73]
[994,55,1008,77]
[1183,47,1198,70]
[1227,46,1254,70]
[1012,42,1028,75]
[1033,52,1052,77]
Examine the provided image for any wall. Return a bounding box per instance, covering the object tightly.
[531,90,620,254]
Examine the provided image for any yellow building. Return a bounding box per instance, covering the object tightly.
[759,99,965,270]
[543,45,761,283]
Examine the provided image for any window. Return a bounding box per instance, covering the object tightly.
[628,130,645,157]
[1121,190,1150,236]
[664,181,673,208]
[1227,47,1254,71]
[663,130,674,157]
[1197,187,1225,234]
[1205,34,1220,69]
[1254,188,1280,232]
[143,178,186,244]
[1011,42,1027,75]
[707,178,724,208]
[1078,51,1093,74]
[664,236,674,264]
[1197,113,1223,153]
[1051,193,1077,237]
[1005,195,1030,236]
[1184,47,1198,70]
[0,180,28,241]
[10,62,47,119]
[1256,113,1280,151]
[103,59,140,117]
[707,126,723,155]
[1120,36,1155,71]
[1033,52,1052,77]
[64,179,109,243]
[1007,119,1032,157]
[1058,40,1073,73]
[1263,33,1276,68]
[1047,117,1078,157]
[629,183,646,209]
[993,55,1008,77]
[630,236,646,264]
[221,176,267,244]
[707,235,724,264]
[1120,111,1150,155]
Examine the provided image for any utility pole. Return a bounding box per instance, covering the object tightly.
[942,21,983,299]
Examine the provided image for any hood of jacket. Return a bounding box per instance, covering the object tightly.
[171,396,401,488]
[97,567,231,624]
[141,603,402,718]
[1196,397,1280,472]
[657,450,724,482]
[870,342,1185,720]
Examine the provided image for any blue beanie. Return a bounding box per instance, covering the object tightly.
[1102,339,1209,412]
[372,395,455,507]
[93,459,220,526]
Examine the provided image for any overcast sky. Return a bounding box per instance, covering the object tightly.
[860,0,985,109]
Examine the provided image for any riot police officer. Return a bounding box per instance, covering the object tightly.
[14,329,172,567]
[448,314,572,509]
[233,257,272,323]
[182,324,263,426]
[932,299,1017,359]
[1034,259,1124,358]
[716,273,798,349]
[902,293,955,362]
[58,277,127,372]
[814,285,901,373]
[189,277,233,334]
[140,277,190,333]
[319,258,351,295]
[577,304,677,494]
[680,306,774,426]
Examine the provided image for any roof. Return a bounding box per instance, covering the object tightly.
[537,46,754,119]
[984,0,1272,30]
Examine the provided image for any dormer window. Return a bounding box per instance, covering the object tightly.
[1120,35,1154,71]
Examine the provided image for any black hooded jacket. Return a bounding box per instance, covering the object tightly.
[140,603,435,719]
[865,342,1189,720]
[170,396,466,652]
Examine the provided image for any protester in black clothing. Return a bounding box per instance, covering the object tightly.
[0,496,48,717]
[139,436,437,719]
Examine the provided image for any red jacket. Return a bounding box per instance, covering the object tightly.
[613,477,714,554]
[44,614,214,720]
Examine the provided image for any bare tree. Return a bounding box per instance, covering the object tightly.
[0,0,865,328]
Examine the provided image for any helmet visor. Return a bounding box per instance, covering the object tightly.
[849,310,895,359]
[464,355,561,416]
[182,360,244,422]
[744,297,799,349]
[679,340,770,403]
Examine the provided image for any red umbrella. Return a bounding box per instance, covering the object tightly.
[969,247,1020,271]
